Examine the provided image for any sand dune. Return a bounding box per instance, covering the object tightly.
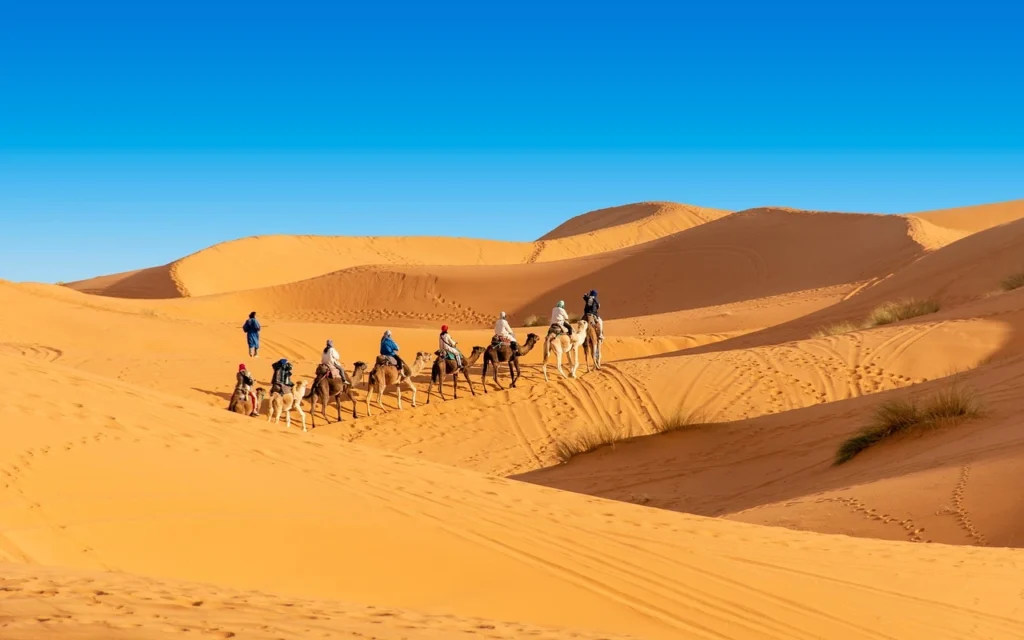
[912,198,1024,234]
[65,201,729,299]
[8,197,1024,638]
[147,207,927,333]
[4,350,1024,638]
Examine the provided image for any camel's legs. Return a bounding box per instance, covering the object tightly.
[296,403,307,432]
[377,386,387,413]
[462,368,475,396]
[395,381,403,410]
[570,346,580,378]
[405,377,417,407]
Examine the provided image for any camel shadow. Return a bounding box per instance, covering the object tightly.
[193,387,233,403]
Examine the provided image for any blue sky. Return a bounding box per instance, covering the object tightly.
[2,1,1022,283]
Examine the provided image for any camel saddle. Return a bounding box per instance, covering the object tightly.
[491,335,511,346]
[375,355,398,368]
[547,323,567,337]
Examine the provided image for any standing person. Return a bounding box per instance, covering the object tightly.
[582,289,604,343]
[380,330,405,372]
[439,324,463,368]
[243,311,261,358]
[321,339,349,383]
[494,311,519,354]
[550,300,572,337]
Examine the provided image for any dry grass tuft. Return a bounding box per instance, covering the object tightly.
[866,298,940,327]
[567,312,582,323]
[835,386,982,465]
[523,314,541,327]
[552,423,622,463]
[812,321,860,338]
[655,411,709,434]
[1001,272,1024,292]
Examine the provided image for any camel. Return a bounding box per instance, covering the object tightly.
[580,313,602,373]
[482,333,539,392]
[306,361,368,428]
[228,386,265,417]
[427,346,484,403]
[365,351,432,417]
[542,319,589,381]
[267,380,309,432]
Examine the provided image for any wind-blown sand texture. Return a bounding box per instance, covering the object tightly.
[6,198,1024,638]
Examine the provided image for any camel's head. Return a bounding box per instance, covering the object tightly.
[414,351,433,366]
[255,387,266,401]
[575,319,589,333]
[470,345,485,358]
[525,333,539,344]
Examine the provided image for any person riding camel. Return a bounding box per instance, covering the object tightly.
[550,300,572,337]
[270,358,294,396]
[380,330,406,372]
[494,311,519,354]
[439,325,463,368]
[321,339,349,383]
[236,363,258,416]
[582,289,604,343]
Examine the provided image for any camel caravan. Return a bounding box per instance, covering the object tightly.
[227,293,606,429]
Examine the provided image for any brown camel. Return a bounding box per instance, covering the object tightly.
[482,333,539,392]
[228,387,265,416]
[427,346,484,403]
[267,380,309,432]
[365,351,432,417]
[581,313,603,373]
[307,361,368,428]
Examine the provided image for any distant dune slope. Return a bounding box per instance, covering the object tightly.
[911,198,1024,234]
[538,201,728,240]
[161,207,923,328]
[686,213,1024,355]
[64,201,730,299]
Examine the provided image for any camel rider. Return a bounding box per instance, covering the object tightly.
[439,325,463,368]
[270,358,294,395]
[550,300,572,337]
[380,330,405,372]
[582,289,604,343]
[494,311,519,354]
[321,339,349,383]
[236,363,258,415]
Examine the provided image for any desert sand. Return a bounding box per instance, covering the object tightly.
[5,198,1024,638]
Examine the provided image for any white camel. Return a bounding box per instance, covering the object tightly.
[267,380,309,432]
[542,319,589,381]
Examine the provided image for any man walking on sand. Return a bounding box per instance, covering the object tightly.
[243,311,261,358]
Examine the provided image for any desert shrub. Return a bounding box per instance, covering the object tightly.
[811,321,860,339]
[655,411,708,434]
[866,298,939,327]
[1001,272,1024,292]
[552,423,622,463]
[835,386,981,465]
[523,314,540,327]
[567,312,581,323]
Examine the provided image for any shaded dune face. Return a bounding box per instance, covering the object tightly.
[7,197,1024,638]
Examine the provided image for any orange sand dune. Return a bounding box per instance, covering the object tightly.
[4,349,1024,638]
[65,201,729,299]
[11,198,1024,638]
[149,207,927,331]
[911,197,1024,234]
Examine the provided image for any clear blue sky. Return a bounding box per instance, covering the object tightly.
[2,1,1022,283]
